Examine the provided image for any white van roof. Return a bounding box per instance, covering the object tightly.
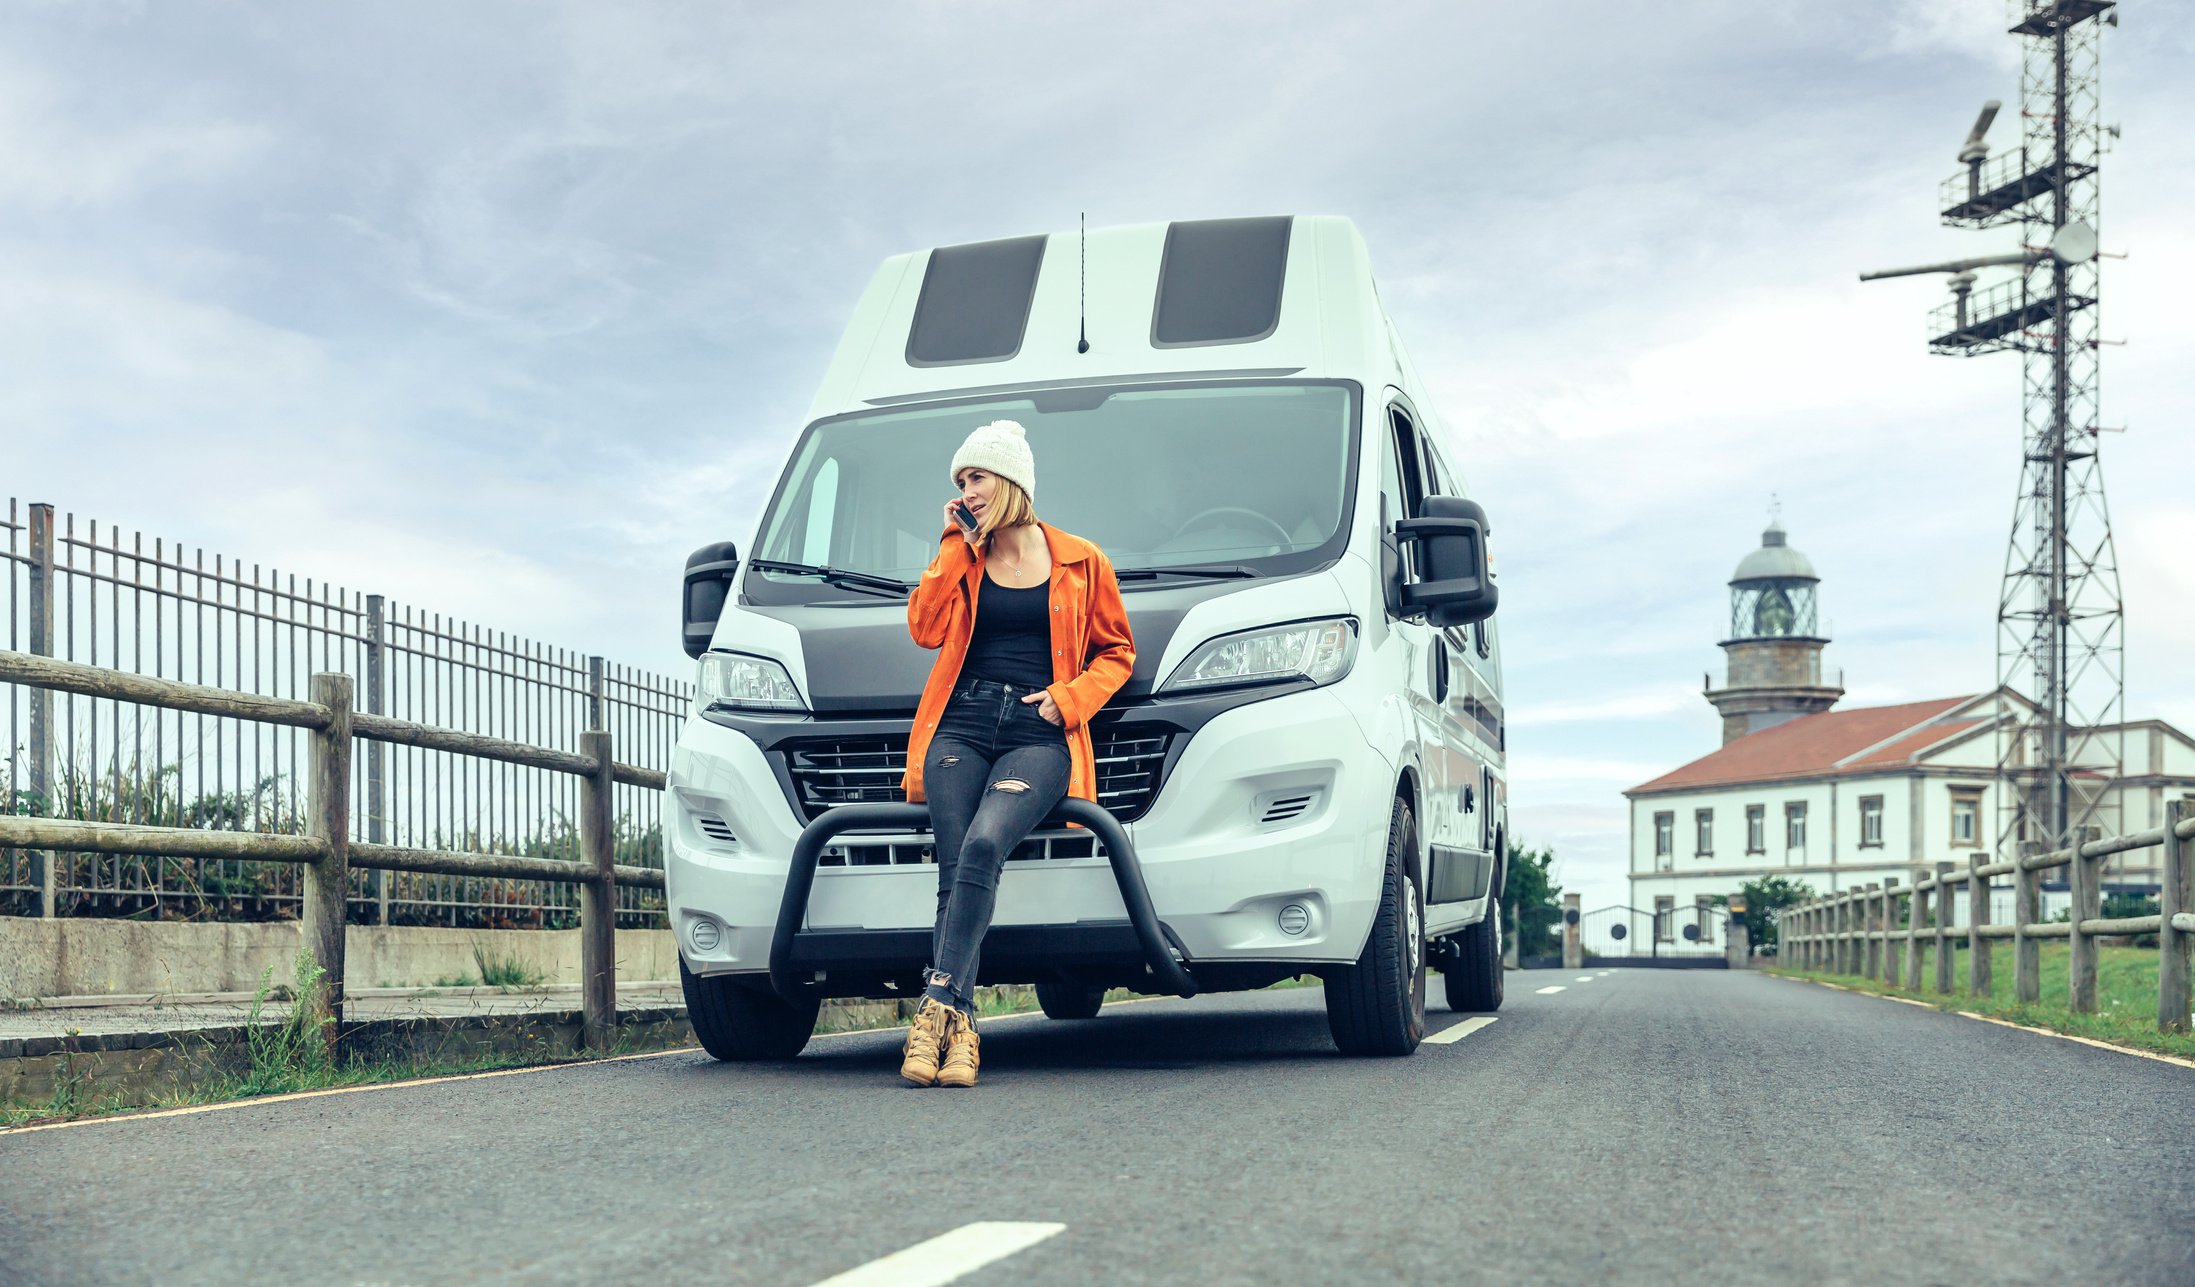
[806,215,1411,419]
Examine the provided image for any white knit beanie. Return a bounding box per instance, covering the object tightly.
[949,419,1037,499]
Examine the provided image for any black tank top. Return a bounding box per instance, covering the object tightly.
[962,576,1053,689]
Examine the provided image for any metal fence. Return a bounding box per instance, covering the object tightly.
[1,499,690,927]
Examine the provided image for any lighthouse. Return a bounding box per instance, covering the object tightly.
[1704,521,1843,745]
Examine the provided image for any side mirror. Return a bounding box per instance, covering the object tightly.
[1395,496,1497,627]
[682,542,740,660]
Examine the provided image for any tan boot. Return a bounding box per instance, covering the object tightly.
[937,1009,980,1088]
[899,997,951,1087]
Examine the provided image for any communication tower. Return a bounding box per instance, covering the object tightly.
[1859,1,2123,858]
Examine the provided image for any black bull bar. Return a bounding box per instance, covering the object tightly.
[768,800,1199,1004]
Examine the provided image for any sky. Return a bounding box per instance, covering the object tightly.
[4,0,2192,910]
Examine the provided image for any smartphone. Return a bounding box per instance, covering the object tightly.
[951,501,979,535]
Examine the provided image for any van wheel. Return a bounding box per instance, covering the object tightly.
[1035,983,1106,1020]
[1323,797,1426,1056]
[680,959,819,1061]
[1441,907,1505,1012]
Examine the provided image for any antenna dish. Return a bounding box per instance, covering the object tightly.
[2050,220,2098,264]
[1958,100,2001,163]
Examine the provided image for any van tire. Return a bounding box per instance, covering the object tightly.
[1035,983,1106,1020]
[1442,907,1505,1013]
[680,959,819,1061]
[1323,797,1426,1056]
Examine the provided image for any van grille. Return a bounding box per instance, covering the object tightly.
[780,726,1173,824]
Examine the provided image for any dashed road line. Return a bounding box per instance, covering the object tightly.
[1535,985,1566,995]
[1423,1016,1498,1045]
[1575,976,1596,983]
[809,1221,1065,1287]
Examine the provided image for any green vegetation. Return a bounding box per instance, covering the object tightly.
[1499,839,1563,959]
[1716,875,1816,956]
[231,951,336,1097]
[1772,942,2195,1061]
[471,946,545,989]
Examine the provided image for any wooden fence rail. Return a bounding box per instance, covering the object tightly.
[1780,800,2195,1035]
[0,648,673,1051]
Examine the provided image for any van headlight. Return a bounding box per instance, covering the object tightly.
[696,652,806,713]
[1160,618,1357,693]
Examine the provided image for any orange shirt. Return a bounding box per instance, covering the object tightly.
[901,522,1136,823]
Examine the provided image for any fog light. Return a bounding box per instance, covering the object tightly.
[689,918,723,952]
[1278,904,1310,936]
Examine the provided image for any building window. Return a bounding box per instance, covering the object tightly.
[1653,811,1674,866]
[1951,789,1984,848]
[1695,895,1714,944]
[1745,804,1765,854]
[1654,895,1675,943]
[1859,795,1884,848]
[1786,802,1807,853]
[1695,809,1714,857]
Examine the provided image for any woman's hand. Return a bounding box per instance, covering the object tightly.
[1021,690,1063,726]
[943,500,981,549]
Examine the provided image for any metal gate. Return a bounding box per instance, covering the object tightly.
[1578,903,1729,968]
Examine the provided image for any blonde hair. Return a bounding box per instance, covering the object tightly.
[965,475,1036,547]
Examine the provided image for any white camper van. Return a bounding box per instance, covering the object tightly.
[669,216,1505,1059]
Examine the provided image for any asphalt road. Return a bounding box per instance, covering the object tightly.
[4,969,2191,1286]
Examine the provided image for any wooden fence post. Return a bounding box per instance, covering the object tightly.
[27,502,56,919]
[1882,878,1902,988]
[305,673,353,1038]
[2069,827,2100,1014]
[1967,854,1992,1000]
[1863,883,1882,981]
[1843,890,1859,976]
[2014,840,2042,1005]
[579,728,618,1052]
[1914,869,1931,992]
[2159,800,2191,1033]
[1933,861,1954,995]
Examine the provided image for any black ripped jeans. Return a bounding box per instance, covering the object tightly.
[921,677,1072,1012]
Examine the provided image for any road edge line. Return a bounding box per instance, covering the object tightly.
[1764,974,2195,1072]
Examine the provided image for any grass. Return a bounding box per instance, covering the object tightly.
[1770,942,2195,1062]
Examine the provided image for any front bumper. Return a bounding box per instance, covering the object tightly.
[665,684,1393,991]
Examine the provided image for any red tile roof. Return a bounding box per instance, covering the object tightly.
[1627,697,1980,795]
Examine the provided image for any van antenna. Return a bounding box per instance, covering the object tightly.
[1077,211,1090,354]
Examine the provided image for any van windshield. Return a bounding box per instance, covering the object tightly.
[745,380,1360,602]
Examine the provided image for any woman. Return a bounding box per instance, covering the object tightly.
[896,418,1136,1087]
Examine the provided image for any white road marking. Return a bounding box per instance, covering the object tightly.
[810,1222,1065,1287]
[1423,1016,1498,1045]
[1535,985,1566,995]
[1575,976,1596,983]
[1597,971,1615,977]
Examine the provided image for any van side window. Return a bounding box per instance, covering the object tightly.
[1386,407,1427,519]
[1378,420,1408,532]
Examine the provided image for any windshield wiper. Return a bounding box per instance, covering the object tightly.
[1114,563,1261,582]
[748,559,911,597]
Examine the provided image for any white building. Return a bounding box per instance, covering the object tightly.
[1623,523,2195,945]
